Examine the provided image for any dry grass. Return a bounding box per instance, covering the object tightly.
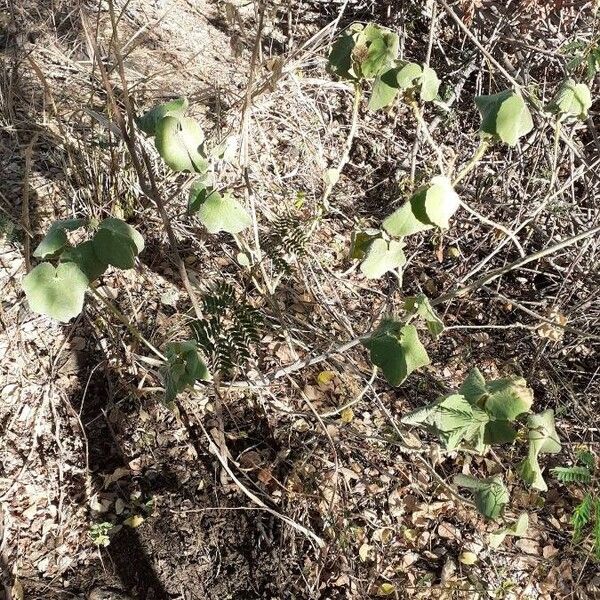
[1,0,599,598]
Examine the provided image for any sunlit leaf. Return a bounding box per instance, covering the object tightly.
[396,62,422,89]
[383,201,433,238]
[369,66,401,110]
[196,190,252,234]
[22,262,88,322]
[420,65,440,101]
[362,321,430,386]
[548,78,592,120]
[482,377,533,421]
[410,176,460,229]
[360,237,406,279]
[33,219,87,259]
[404,294,444,338]
[155,115,208,173]
[136,97,188,136]
[489,513,529,548]
[475,90,533,146]
[349,229,381,259]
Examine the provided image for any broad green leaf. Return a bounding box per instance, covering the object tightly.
[188,179,216,215]
[155,115,208,173]
[482,377,533,421]
[459,368,487,404]
[33,219,87,259]
[475,90,533,146]
[328,27,359,80]
[92,218,144,269]
[404,294,444,338]
[548,79,592,120]
[349,229,381,259]
[136,97,188,136]
[518,409,561,491]
[360,238,406,279]
[196,191,252,234]
[410,176,460,229]
[22,262,88,322]
[355,24,399,79]
[489,513,529,548]
[420,65,440,101]
[362,321,430,386]
[369,67,401,110]
[60,241,108,282]
[454,474,509,519]
[161,340,211,404]
[402,393,486,451]
[383,201,433,238]
[396,62,422,89]
[483,419,518,445]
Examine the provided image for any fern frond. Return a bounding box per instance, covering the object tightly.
[594,499,600,559]
[261,212,309,275]
[551,466,592,484]
[572,494,593,541]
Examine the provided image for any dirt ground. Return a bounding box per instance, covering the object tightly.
[1,0,600,599]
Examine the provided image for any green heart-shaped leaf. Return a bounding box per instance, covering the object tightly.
[420,65,440,102]
[161,340,211,404]
[196,191,252,234]
[548,79,592,120]
[22,262,89,322]
[355,24,399,79]
[33,219,87,259]
[92,218,144,269]
[136,97,188,136]
[489,513,529,548]
[349,229,381,259]
[60,240,108,282]
[396,62,422,89]
[454,474,509,519]
[360,237,406,279]
[155,115,208,173]
[369,66,402,110]
[475,90,533,146]
[482,377,533,421]
[362,321,430,386]
[404,294,444,338]
[410,176,460,229]
[383,201,433,238]
[459,368,487,404]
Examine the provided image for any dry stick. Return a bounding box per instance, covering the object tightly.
[181,402,326,549]
[270,222,600,379]
[81,8,202,319]
[20,135,37,273]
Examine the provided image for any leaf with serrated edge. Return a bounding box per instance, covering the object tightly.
[22,262,88,322]
[360,238,406,279]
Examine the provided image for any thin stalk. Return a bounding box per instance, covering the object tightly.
[90,287,165,361]
[453,138,489,185]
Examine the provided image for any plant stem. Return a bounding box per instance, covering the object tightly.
[90,287,166,361]
[453,138,489,185]
[410,100,446,176]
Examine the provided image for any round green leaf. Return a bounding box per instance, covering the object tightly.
[92,218,144,269]
[155,115,208,173]
[383,201,433,238]
[362,321,430,386]
[482,377,533,421]
[396,62,422,89]
[475,90,533,146]
[33,219,87,259]
[549,79,592,120]
[196,191,252,234]
[360,238,406,279]
[60,241,108,282]
[454,474,509,519]
[136,97,188,136]
[420,65,440,102]
[22,262,88,322]
[410,175,460,229]
[369,67,402,111]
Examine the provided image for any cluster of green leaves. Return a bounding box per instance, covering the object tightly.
[191,282,262,375]
[160,340,211,404]
[328,22,440,111]
[138,98,251,235]
[23,217,144,321]
[401,368,561,518]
